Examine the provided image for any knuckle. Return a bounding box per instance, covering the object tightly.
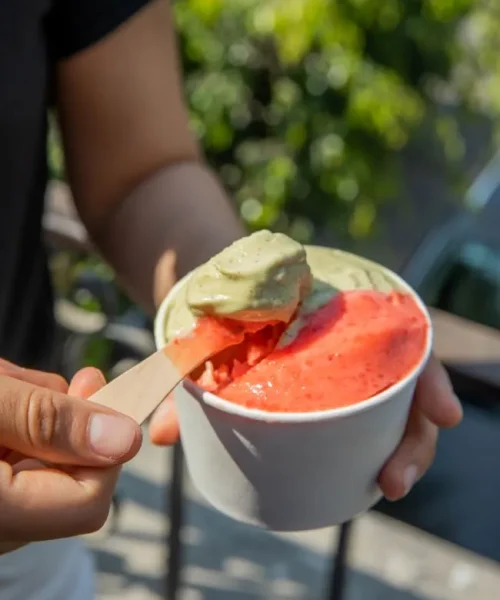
[22,387,59,449]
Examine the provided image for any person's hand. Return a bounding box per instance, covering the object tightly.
[377,355,462,500]
[0,360,142,555]
[149,354,463,501]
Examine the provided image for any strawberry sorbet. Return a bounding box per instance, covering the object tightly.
[192,289,428,412]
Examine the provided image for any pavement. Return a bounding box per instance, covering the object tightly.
[85,435,500,600]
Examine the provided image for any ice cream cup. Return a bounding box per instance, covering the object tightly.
[154,250,433,531]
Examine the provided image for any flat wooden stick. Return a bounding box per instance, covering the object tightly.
[88,349,185,424]
[87,317,258,424]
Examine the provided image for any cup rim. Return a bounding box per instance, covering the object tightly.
[154,247,433,424]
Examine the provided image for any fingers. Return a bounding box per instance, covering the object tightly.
[0,365,128,543]
[0,360,108,399]
[69,367,107,398]
[0,374,142,467]
[0,459,122,541]
[378,406,439,501]
[0,358,68,393]
[414,355,463,427]
[149,395,180,446]
[0,366,103,465]
[378,356,463,501]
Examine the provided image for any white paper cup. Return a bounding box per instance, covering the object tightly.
[154,253,433,531]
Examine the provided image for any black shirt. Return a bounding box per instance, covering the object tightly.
[0,0,150,368]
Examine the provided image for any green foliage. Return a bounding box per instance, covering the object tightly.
[174,0,500,240]
[47,0,500,241]
[47,113,65,181]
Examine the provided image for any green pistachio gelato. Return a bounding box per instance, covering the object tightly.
[162,233,404,344]
[186,230,313,323]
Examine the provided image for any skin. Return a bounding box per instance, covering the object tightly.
[0,360,139,555]
[0,0,463,550]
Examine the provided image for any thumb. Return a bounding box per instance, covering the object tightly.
[0,374,142,467]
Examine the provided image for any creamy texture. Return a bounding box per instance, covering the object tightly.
[164,242,404,344]
[185,230,312,324]
[196,290,428,412]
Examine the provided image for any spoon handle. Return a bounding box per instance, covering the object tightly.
[88,349,184,424]
[87,316,258,424]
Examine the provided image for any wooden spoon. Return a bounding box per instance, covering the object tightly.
[87,317,267,424]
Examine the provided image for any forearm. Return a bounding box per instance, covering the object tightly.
[92,161,245,314]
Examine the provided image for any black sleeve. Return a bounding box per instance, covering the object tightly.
[46,0,153,59]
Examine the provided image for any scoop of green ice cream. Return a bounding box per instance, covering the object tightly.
[161,238,404,343]
[185,230,313,323]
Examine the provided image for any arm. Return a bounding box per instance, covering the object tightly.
[55,0,244,314]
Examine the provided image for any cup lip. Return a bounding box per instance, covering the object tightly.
[154,247,433,424]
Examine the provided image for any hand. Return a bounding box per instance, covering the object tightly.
[377,354,462,500]
[149,354,463,501]
[0,360,142,554]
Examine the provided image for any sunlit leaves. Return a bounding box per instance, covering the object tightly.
[171,0,500,242]
[348,67,425,149]
[435,115,465,162]
[349,199,376,238]
[47,114,65,180]
[423,0,473,22]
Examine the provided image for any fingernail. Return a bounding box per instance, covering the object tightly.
[91,369,107,386]
[403,465,418,496]
[81,367,106,386]
[89,414,137,459]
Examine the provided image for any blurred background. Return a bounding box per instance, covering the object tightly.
[45,1,500,598]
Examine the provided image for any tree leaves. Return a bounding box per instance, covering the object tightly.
[175,0,499,241]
